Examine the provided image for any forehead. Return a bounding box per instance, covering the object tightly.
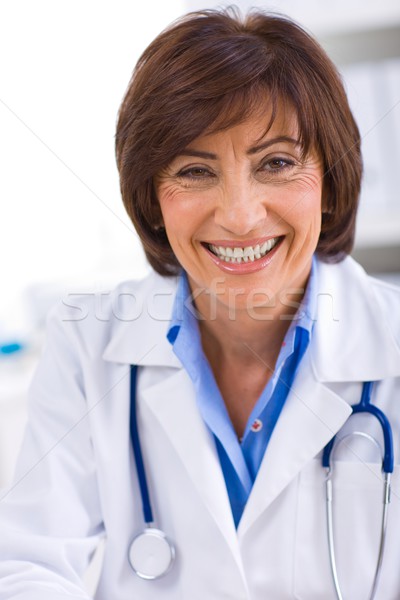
[192,100,300,149]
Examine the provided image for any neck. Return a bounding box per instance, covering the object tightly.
[193,285,304,368]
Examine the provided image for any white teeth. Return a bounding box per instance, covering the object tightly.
[243,246,253,257]
[208,237,280,262]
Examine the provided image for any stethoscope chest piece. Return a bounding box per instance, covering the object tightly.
[128,528,175,580]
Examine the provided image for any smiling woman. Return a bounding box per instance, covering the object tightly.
[153,116,322,336]
[154,106,323,315]
[1,7,400,600]
[116,9,362,277]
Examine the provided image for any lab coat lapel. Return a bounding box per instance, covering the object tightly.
[238,353,352,538]
[141,368,243,567]
[311,257,400,381]
[102,273,244,573]
[101,272,182,368]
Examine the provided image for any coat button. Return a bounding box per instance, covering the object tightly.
[250,418,263,432]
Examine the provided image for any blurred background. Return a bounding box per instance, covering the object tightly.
[1,0,399,590]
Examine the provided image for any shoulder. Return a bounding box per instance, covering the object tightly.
[368,275,400,347]
[315,255,400,343]
[315,254,400,298]
[368,273,400,308]
[45,270,179,361]
[311,256,400,381]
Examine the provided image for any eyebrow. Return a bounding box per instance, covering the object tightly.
[247,136,301,155]
[178,136,300,161]
[179,149,218,160]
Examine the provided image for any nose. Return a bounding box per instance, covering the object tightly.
[214,177,267,236]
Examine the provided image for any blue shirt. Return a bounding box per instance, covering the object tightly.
[167,262,317,526]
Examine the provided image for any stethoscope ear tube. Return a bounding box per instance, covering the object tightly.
[323,381,394,600]
[325,461,391,600]
[322,382,394,474]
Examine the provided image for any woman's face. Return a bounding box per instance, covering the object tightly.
[155,103,323,318]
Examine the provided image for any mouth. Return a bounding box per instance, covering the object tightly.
[204,236,283,264]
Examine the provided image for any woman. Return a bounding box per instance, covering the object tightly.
[1,8,400,600]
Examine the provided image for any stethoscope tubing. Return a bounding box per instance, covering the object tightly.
[128,369,394,592]
[323,382,394,600]
[129,364,154,525]
[128,365,175,580]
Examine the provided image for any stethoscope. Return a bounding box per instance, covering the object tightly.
[128,365,175,580]
[128,366,394,593]
[322,381,394,600]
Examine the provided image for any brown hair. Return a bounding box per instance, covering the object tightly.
[115,7,362,275]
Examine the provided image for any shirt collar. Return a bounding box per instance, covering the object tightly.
[167,270,204,381]
[167,259,317,350]
[285,256,317,339]
[167,270,196,343]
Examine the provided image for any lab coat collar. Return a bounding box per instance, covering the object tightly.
[102,257,400,378]
[102,272,182,368]
[310,257,400,382]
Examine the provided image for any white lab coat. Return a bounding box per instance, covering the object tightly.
[1,256,400,599]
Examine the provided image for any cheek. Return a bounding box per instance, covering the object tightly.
[157,184,207,234]
[157,183,185,218]
[285,179,323,228]
[156,186,199,253]
[275,189,322,252]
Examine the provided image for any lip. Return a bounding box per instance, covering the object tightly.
[203,236,284,274]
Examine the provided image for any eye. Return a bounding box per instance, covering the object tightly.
[177,166,215,178]
[261,157,295,172]
[269,158,289,169]
[255,155,299,182]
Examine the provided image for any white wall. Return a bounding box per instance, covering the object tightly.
[1,7,184,590]
[184,0,400,35]
[2,0,399,340]
[0,0,184,337]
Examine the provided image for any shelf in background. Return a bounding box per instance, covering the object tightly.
[352,243,400,274]
[355,213,400,248]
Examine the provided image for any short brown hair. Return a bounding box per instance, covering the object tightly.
[115,8,362,276]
